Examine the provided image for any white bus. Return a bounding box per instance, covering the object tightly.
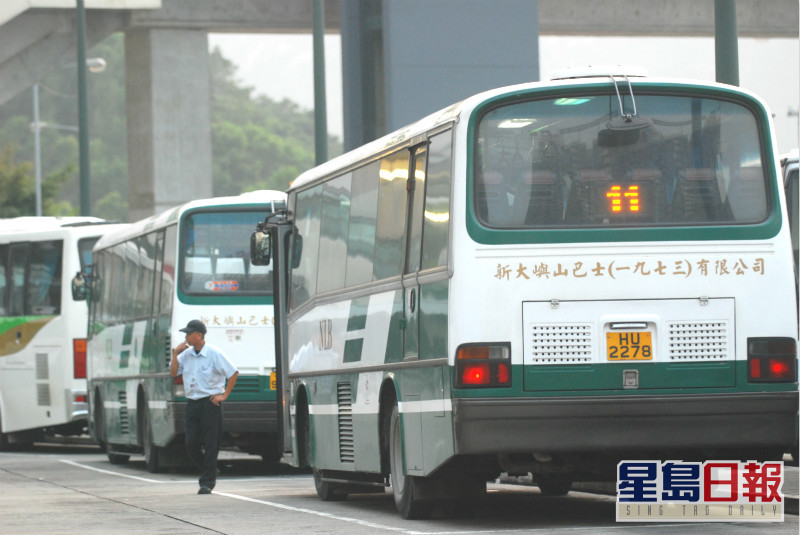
[0,217,125,449]
[79,191,286,471]
[253,71,799,518]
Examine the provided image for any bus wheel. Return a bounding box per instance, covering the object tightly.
[537,475,572,496]
[96,396,129,465]
[142,408,162,473]
[305,411,348,501]
[388,404,434,519]
[92,389,106,450]
[0,410,10,452]
[313,469,348,501]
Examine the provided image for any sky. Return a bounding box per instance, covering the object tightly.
[208,34,800,155]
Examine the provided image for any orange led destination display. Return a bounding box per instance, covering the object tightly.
[606,184,641,213]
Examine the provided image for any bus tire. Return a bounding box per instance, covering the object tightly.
[537,475,572,496]
[303,407,348,501]
[92,388,106,449]
[389,404,434,520]
[141,407,162,473]
[106,451,131,465]
[313,469,348,501]
[297,397,310,468]
[0,409,10,452]
[95,392,129,465]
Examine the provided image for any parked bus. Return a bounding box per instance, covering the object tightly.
[781,149,798,284]
[79,191,286,471]
[0,217,124,449]
[252,70,799,518]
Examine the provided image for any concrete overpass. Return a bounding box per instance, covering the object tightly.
[1,0,797,219]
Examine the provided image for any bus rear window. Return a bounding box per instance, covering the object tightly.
[474,93,769,229]
[180,210,273,296]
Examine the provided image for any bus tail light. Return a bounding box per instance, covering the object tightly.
[747,337,797,383]
[73,339,87,379]
[456,344,511,388]
[172,376,185,398]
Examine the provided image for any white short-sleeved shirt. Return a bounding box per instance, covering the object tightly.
[176,342,238,400]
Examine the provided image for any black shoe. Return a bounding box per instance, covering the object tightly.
[198,487,212,495]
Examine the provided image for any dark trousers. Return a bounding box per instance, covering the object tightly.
[185,397,222,489]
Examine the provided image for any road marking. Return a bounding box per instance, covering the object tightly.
[60,460,710,534]
[60,460,163,483]
[214,491,411,533]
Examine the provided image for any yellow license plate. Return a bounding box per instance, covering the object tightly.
[270,371,277,390]
[606,332,652,361]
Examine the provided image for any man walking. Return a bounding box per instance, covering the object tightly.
[170,319,239,494]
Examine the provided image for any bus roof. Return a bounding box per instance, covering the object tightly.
[0,216,117,235]
[94,189,287,250]
[288,74,769,192]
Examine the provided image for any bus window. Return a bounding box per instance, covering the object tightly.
[317,174,352,294]
[0,245,6,316]
[421,130,453,270]
[291,186,323,309]
[475,94,768,229]
[8,243,28,317]
[180,210,272,296]
[346,161,380,287]
[27,240,62,315]
[160,225,177,317]
[374,150,410,279]
[78,237,99,272]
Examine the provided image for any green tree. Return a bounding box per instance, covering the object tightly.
[0,34,339,221]
[0,145,74,217]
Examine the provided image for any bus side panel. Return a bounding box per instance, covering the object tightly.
[290,287,458,477]
[395,365,453,477]
[0,316,58,433]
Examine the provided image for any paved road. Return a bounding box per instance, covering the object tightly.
[0,444,797,535]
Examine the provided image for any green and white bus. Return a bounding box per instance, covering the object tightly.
[81,191,285,471]
[253,71,799,518]
[0,217,124,449]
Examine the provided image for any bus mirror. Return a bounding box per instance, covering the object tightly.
[250,230,271,266]
[71,272,87,301]
[291,234,303,269]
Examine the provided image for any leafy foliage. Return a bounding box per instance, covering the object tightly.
[0,145,73,217]
[0,33,339,221]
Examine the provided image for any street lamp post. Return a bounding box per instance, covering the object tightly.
[33,83,42,216]
[31,57,105,217]
[76,0,90,216]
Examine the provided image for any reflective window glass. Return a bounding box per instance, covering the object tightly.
[317,174,352,293]
[421,131,452,270]
[291,186,323,309]
[374,151,410,280]
[346,161,380,287]
[476,94,768,228]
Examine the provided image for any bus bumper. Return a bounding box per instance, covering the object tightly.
[452,392,798,454]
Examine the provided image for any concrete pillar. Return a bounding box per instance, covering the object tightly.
[381,0,538,133]
[341,0,539,149]
[125,28,212,222]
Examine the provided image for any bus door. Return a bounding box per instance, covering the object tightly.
[267,216,294,458]
[402,143,428,361]
[252,214,293,460]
